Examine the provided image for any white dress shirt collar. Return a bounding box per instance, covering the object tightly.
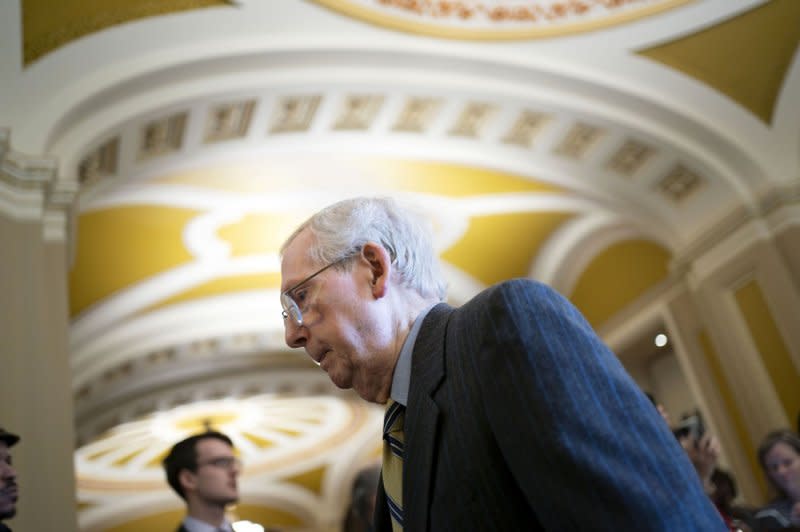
[182,515,233,532]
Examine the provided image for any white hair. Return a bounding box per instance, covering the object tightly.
[281,197,447,301]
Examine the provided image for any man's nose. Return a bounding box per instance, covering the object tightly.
[284,320,307,348]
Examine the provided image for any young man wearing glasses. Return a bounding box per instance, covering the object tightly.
[163,431,241,532]
[279,196,726,531]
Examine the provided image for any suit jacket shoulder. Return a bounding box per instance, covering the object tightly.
[399,278,726,531]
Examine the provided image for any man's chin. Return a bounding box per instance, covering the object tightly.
[328,373,352,390]
[223,496,239,507]
[323,365,351,389]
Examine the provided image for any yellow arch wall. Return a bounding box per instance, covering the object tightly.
[569,239,671,329]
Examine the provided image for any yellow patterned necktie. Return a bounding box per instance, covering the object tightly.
[383,399,405,532]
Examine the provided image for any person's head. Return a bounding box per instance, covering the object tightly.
[644,392,671,426]
[162,431,239,508]
[280,197,446,401]
[351,464,380,521]
[0,428,20,521]
[757,429,800,501]
[710,468,737,508]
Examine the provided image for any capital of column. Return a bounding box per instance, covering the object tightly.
[673,181,800,289]
[0,127,79,243]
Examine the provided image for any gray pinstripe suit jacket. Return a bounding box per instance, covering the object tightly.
[375,279,726,531]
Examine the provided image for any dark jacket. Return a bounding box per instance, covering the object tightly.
[375,280,727,531]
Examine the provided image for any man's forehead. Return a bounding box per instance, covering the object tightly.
[280,230,317,288]
[196,438,232,456]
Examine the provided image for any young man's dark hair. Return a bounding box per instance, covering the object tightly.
[162,431,233,500]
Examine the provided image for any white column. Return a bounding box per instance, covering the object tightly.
[681,209,800,503]
[0,129,80,532]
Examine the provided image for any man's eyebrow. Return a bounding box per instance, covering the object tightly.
[282,276,307,295]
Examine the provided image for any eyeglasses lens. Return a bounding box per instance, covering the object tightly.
[280,293,303,326]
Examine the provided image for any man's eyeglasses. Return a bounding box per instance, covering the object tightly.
[281,253,357,327]
[197,456,241,471]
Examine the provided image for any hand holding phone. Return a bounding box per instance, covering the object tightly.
[672,411,705,442]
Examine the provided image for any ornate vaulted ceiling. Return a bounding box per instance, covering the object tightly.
[2,0,799,530]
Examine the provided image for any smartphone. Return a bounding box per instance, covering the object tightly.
[672,411,705,441]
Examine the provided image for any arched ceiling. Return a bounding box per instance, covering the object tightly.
[1,0,799,529]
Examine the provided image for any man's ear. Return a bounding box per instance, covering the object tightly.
[361,242,391,298]
[179,468,197,495]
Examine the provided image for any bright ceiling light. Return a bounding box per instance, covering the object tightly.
[233,521,264,532]
[654,333,668,348]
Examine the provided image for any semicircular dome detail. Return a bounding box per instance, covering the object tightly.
[311,0,692,40]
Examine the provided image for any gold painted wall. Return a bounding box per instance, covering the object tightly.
[569,239,671,329]
[638,0,800,123]
[22,0,232,64]
[442,211,573,286]
[734,279,800,423]
[698,330,767,498]
[69,206,199,316]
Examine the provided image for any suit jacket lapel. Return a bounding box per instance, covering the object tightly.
[403,302,451,532]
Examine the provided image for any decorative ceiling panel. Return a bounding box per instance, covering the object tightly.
[78,136,119,186]
[553,122,606,160]
[393,97,443,132]
[656,163,705,203]
[205,100,256,143]
[138,112,187,160]
[333,94,385,130]
[607,139,656,178]
[311,0,692,39]
[449,102,496,138]
[269,95,322,134]
[502,111,551,147]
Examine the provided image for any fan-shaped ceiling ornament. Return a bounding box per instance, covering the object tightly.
[311,0,692,39]
[76,395,383,531]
